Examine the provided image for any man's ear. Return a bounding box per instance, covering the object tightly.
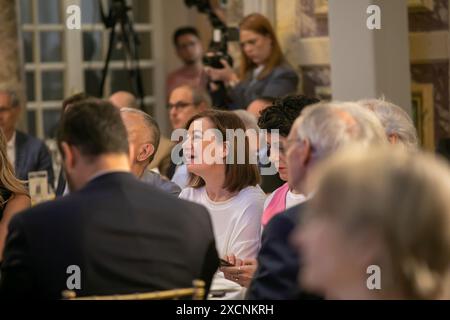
[299,139,312,167]
[61,142,76,170]
[388,133,399,145]
[137,143,155,162]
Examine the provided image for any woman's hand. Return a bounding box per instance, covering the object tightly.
[204,59,239,85]
[220,254,258,288]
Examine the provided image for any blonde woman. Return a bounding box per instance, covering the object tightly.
[294,146,450,300]
[0,130,30,260]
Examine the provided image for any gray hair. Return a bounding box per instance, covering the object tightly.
[233,110,259,131]
[120,108,161,158]
[358,99,419,150]
[294,102,387,160]
[0,89,20,108]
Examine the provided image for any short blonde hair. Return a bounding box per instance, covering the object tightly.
[308,146,450,299]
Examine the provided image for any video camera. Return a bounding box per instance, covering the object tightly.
[184,0,239,69]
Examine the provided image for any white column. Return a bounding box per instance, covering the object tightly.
[243,0,275,23]
[152,0,169,136]
[64,0,84,96]
[328,0,412,114]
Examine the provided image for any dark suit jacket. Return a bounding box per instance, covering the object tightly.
[0,172,219,299]
[246,202,321,300]
[15,130,54,186]
[229,62,299,109]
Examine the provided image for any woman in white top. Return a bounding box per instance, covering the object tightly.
[179,110,266,260]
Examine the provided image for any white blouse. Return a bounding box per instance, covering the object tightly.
[179,185,266,260]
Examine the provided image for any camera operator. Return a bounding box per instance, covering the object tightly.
[204,13,299,110]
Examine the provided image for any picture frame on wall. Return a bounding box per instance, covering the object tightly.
[314,0,435,17]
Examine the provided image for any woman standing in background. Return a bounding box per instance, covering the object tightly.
[205,13,299,109]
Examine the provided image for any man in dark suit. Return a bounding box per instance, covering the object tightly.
[0,89,54,185]
[0,99,219,299]
[247,102,388,299]
[14,131,54,184]
[247,202,313,300]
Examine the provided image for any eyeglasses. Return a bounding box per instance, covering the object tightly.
[177,41,199,51]
[167,102,195,111]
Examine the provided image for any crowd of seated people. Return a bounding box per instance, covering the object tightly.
[0,90,447,300]
[0,13,449,301]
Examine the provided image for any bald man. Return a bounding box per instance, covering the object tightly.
[247,97,276,119]
[120,108,181,196]
[109,91,138,109]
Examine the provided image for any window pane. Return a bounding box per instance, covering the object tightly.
[81,0,102,24]
[132,0,151,24]
[110,68,152,97]
[27,110,36,137]
[43,109,61,139]
[110,69,133,93]
[110,31,126,61]
[23,32,34,63]
[26,72,35,101]
[42,71,64,101]
[84,70,102,97]
[83,32,102,61]
[38,0,61,24]
[141,68,153,96]
[142,103,153,116]
[20,0,33,24]
[40,32,63,62]
[137,32,152,60]
[110,31,151,61]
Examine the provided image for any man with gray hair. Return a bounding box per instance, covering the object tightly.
[120,108,181,196]
[0,89,54,185]
[245,102,388,300]
[358,98,418,150]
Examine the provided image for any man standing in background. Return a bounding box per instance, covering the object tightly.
[166,27,208,96]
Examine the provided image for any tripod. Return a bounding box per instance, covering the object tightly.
[99,0,145,109]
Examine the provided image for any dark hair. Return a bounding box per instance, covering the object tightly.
[185,110,260,193]
[173,27,200,47]
[62,92,93,114]
[258,94,320,137]
[57,99,129,158]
